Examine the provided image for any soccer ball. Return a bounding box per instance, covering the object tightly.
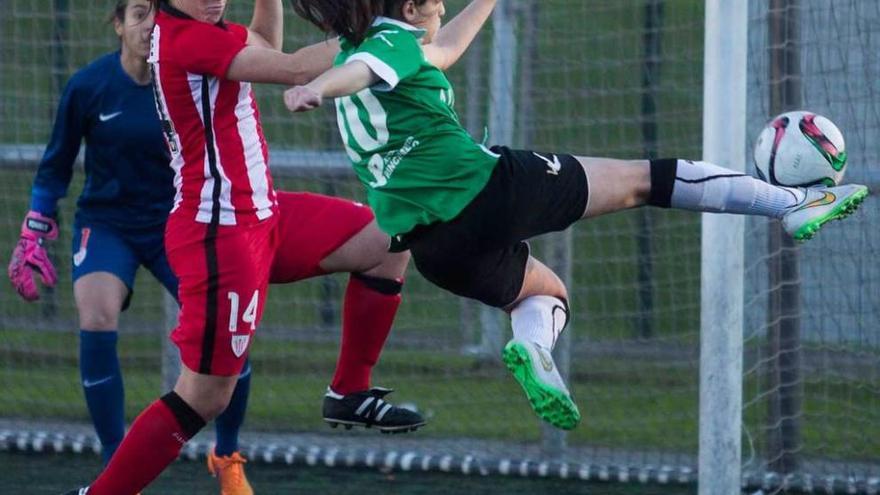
[753,110,847,187]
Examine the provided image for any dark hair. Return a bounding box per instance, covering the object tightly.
[109,0,157,25]
[108,0,128,24]
[292,0,429,46]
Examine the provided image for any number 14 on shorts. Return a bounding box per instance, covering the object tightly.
[227,290,258,332]
[228,290,258,358]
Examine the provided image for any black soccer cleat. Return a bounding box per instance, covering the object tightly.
[60,489,89,495]
[323,387,426,433]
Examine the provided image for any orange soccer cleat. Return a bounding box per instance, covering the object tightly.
[207,449,254,495]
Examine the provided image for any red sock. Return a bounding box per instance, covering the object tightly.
[330,274,402,394]
[88,392,205,495]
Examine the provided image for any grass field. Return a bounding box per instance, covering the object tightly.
[4,327,879,460]
[3,451,697,495]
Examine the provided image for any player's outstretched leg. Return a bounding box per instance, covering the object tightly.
[502,294,580,430]
[639,158,869,240]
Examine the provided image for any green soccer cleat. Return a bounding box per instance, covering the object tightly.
[502,339,581,430]
[782,184,869,241]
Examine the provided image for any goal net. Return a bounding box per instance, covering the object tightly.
[742,1,880,492]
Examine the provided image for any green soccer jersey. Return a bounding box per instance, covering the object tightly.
[334,17,500,237]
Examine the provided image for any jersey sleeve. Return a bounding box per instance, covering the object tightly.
[31,74,86,216]
[346,29,424,90]
[171,21,248,78]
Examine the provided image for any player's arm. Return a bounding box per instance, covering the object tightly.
[7,76,81,301]
[284,61,378,112]
[31,77,84,218]
[226,39,340,86]
[285,22,428,112]
[245,0,283,50]
[422,0,497,70]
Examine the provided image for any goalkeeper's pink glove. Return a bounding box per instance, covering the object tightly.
[8,210,59,302]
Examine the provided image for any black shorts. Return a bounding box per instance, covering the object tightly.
[404,146,588,307]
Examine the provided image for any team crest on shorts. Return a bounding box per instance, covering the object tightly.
[231,334,250,357]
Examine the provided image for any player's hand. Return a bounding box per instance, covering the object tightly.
[8,210,59,302]
[284,85,322,112]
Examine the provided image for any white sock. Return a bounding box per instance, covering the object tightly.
[671,160,805,219]
[510,295,569,350]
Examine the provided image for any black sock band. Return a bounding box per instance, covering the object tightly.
[648,158,678,208]
[352,272,403,295]
[160,391,207,439]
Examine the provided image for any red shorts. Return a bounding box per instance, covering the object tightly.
[166,191,375,376]
[270,191,374,283]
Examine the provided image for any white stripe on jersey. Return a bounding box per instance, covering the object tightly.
[339,90,389,152]
[170,155,184,214]
[356,89,389,145]
[335,98,363,163]
[234,82,274,220]
[191,72,236,225]
[148,26,185,214]
[346,52,400,90]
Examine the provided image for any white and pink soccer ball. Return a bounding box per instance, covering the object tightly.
[754,110,847,187]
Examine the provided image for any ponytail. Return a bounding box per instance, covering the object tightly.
[291,0,427,46]
[291,0,377,46]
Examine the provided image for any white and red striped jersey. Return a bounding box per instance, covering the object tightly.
[148,4,276,225]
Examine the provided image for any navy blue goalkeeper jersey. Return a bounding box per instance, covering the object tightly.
[30,51,173,231]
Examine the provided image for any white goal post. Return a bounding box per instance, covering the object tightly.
[699,0,748,494]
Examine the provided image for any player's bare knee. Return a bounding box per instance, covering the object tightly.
[362,250,410,280]
[320,220,393,273]
[509,258,568,309]
[201,396,234,420]
[358,242,391,272]
[355,223,397,270]
[179,391,233,421]
[174,370,239,421]
[74,273,127,329]
[78,306,121,330]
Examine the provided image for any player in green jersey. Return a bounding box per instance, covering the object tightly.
[286,0,869,431]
